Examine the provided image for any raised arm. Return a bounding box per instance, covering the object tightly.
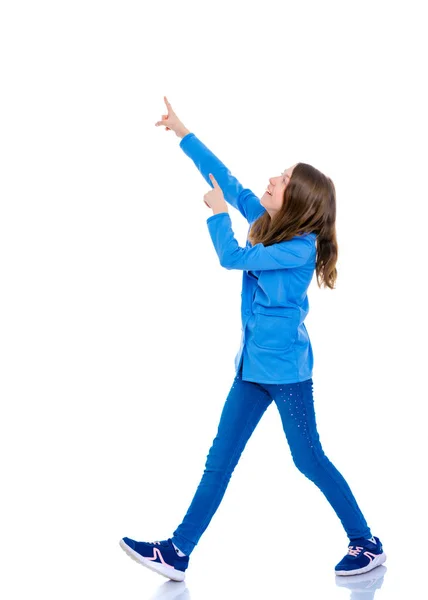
[155,97,266,225]
[179,133,266,225]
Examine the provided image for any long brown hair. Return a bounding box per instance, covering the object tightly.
[248,162,338,289]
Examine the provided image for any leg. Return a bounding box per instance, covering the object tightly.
[171,366,272,555]
[267,379,372,541]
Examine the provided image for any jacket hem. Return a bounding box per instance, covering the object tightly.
[240,374,313,385]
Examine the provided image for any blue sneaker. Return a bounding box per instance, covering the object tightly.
[119,537,189,581]
[335,536,387,576]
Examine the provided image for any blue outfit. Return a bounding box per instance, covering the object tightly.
[179,132,317,384]
[171,362,372,556]
[170,133,373,559]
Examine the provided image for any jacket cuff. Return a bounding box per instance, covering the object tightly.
[206,212,230,224]
[179,132,195,148]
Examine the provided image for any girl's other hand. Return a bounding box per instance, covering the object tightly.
[204,174,228,214]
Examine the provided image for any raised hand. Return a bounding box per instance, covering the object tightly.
[155,96,190,139]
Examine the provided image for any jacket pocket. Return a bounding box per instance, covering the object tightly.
[253,312,297,351]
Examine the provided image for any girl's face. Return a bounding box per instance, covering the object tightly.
[261,163,298,215]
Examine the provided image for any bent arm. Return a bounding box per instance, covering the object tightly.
[206,213,315,270]
[179,133,266,224]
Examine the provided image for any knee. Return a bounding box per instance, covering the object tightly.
[291,445,326,478]
[204,446,235,477]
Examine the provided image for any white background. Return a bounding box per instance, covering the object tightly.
[1,1,427,598]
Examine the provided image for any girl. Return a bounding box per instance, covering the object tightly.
[119,96,386,581]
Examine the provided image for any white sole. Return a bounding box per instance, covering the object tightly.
[119,539,186,582]
[335,551,387,576]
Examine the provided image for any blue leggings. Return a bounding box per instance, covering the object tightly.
[171,363,372,555]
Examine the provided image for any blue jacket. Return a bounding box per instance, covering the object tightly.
[179,133,317,384]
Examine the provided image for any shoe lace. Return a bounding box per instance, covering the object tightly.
[347,545,364,557]
[148,540,161,545]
